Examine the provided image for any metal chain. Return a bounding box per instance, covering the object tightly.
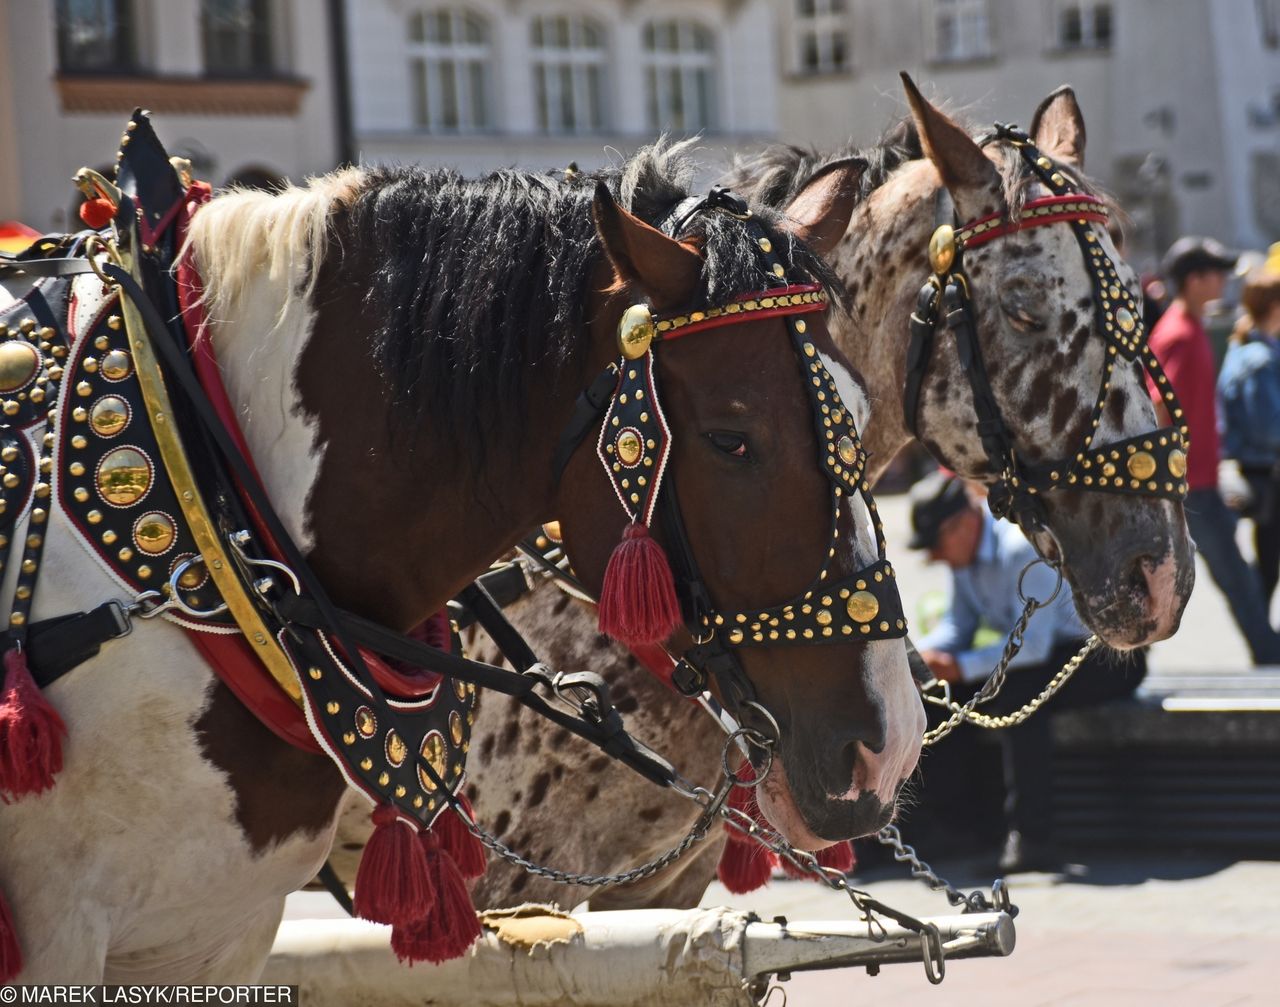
[873,824,1013,915]
[462,777,733,889]
[920,559,1086,745]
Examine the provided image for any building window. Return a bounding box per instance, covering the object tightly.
[408,8,492,131]
[1055,2,1112,50]
[793,0,849,75]
[531,15,608,134]
[55,0,136,73]
[202,0,274,76]
[929,0,993,62]
[1260,0,1280,49]
[642,20,716,132]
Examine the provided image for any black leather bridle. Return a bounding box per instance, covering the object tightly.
[904,123,1189,536]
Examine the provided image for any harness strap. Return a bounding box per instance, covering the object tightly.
[552,362,619,483]
[25,603,132,688]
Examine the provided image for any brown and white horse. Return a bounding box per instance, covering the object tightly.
[339,83,1193,911]
[0,142,921,980]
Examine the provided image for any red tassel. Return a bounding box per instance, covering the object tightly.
[0,647,67,802]
[353,805,434,926]
[597,522,681,646]
[389,831,482,965]
[716,760,776,894]
[434,795,487,880]
[0,884,21,983]
[780,840,856,879]
[79,197,116,230]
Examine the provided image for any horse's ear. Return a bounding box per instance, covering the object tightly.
[1030,85,1087,169]
[900,72,1000,217]
[592,181,703,310]
[778,157,866,258]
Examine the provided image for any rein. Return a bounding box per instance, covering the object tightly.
[903,123,1189,534]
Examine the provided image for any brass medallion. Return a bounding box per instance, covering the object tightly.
[385,729,408,767]
[355,705,377,738]
[90,395,130,437]
[617,304,656,360]
[418,732,448,792]
[96,447,151,506]
[1114,307,1136,333]
[0,341,40,393]
[541,520,562,542]
[449,709,464,746]
[616,430,642,466]
[928,224,956,275]
[171,554,208,589]
[1126,451,1157,481]
[1167,449,1187,479]
[100,349,133,381]
[837,435,858,466]
[133,511,176,555]
[846,590,880,624]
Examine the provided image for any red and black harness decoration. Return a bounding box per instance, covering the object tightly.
[904,123,1189,534]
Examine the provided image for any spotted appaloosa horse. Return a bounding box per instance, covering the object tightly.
[328,83,1196,910]
[0,142,922,980]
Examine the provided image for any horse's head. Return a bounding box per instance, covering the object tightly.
[553,163,923,847]
[896,76,1194,649]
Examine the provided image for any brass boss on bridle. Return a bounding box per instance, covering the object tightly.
[903,123,1189,535]
[559,186,908,717]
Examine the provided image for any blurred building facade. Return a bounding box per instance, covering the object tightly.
[342,0,779,175]
[775,0,1280,268]
[0,0,343,232]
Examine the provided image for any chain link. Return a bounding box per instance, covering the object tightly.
[873,824,1013,915]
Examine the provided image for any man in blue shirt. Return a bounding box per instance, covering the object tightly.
[910,473,1147,872]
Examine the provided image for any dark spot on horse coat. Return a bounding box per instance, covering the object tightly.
[615,693,639,714]
[552,593,571,615]
[493,809,511,835]
[479,732,496,763]
[510,872,528,894]
[498,717,520,756]
[465,783,479,802]
[1051,386,1080,436]
[1024,371,1056,424]
[584,784,599,801]
[552,764,565,781]
[524,729,542,755]
[588,755,611,772]
[553,727,571,746]
[528,771,551,807]
[1060,308,1078,336]
[195,682,346,854]
[638,806,664,823]
[593,634,614,651]
[1105,387,1129,429]
[342,842,363,851]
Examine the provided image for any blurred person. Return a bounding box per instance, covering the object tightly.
[1147,238,1280,664]
[1219,268,1280,606]
[908,473,1147,873]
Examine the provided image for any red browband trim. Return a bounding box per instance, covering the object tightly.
[654,284,828,344]
[958,194,1110,250]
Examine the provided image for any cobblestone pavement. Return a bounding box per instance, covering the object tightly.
[701,853,1276,1005]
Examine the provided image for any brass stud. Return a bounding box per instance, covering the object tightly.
[846,591,879,623]
[308,667,323,680]
[117,546,133,562]
[73,487,89,502]
[87,509,103,525]
[1167,449,1187,480]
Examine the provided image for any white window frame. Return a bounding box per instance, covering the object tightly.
[530,15,609,135]
[926,0,994,63]
[1050,1,1113,51]
[407,7,493,133]
[642,19,717,133]
[790,0,850,76]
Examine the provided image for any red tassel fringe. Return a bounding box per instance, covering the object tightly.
[435,796,487,880]
[78,197,116,230]
[389,831,481,965]
[353,805,434,926]
[0,884,21,983]
[716,760,776,894]
[0,647,67,803]
[597,523,681,646]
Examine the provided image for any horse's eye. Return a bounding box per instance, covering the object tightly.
[707,431,750,459]
[999,288,1047,333]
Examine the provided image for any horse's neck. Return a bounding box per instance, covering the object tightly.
[834,188,937,479]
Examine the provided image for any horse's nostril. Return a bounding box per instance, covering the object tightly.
[1125,553,1154,600]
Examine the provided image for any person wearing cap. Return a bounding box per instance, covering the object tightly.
[1148,237,1280,664]
[908,473,1147,872]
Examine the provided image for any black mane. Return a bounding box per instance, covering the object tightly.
[335,142,841,448]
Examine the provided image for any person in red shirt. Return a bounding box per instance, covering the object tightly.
[1148,237,1280,664]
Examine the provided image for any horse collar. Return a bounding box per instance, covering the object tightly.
[903,123,1189,533]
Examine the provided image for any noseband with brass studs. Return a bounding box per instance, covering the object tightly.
[904,123,1189,534]
[560,185,908,721]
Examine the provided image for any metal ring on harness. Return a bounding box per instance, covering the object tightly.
[722,725,775,785]
[920,922,946,985]
[1016,558,1064,609]
[166,557,230,618]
